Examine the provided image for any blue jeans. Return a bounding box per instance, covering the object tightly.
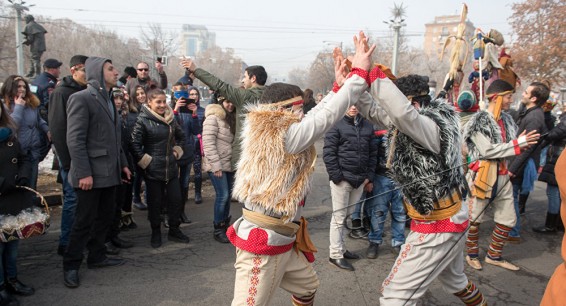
[0,240,19,283]
[366,175,406,246]
[179,163,193,190]
[208,171,234,224]
[510,183,521,237]
[547,184,561,214]
[351,193,368,221]
[58,160,77,247]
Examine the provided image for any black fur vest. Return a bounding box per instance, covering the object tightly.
[462,111,517,162]
[388,100,465,216]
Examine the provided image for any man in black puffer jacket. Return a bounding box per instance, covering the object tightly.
[323,105,377,271]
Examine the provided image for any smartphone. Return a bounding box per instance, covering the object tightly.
[173,90,189,100]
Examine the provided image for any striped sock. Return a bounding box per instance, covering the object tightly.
[454,281,487,305]
[292,294,315,306]
[466,223,480,258]
[487,223,511,260]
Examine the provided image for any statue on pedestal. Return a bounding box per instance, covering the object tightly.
[22,15,47,78]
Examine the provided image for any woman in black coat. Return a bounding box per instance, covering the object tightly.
[534,111,566,233]
[130,89,189,248]
[0,101,35,304]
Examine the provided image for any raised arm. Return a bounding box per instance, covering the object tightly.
[365,72,441,154]
[285,32,376,154]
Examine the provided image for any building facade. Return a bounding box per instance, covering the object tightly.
[423,15,475,57]
[179,24,216,58]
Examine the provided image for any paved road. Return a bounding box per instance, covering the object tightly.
[18,140,562,305]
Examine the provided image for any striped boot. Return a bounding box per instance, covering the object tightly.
[292,294,315,306]
[485,223,519,271]
[454,281,487,305]
[465,223,482,270]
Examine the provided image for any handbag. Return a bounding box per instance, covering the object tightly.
[0,186,50,242]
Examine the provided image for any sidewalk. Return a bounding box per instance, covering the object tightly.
[17,141,563,305]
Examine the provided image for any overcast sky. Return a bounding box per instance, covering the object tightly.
[29,0,517,77]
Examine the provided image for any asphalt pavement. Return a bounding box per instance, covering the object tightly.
[17,140,563,305]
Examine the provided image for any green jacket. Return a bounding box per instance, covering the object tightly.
[194,68,265,169]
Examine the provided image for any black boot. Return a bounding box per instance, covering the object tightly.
[0,284,18,306]
[349,219,368,239]
[533,213,559,234]
[194,179,202,204]
[151,226,162,248]
[168,227,190,243]
[518,193,529,215]
[181,187,189,202]
[214,223,230,243]
[6,278,34,296]
[223,215,232,231]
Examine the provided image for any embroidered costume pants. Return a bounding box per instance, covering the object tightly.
[380,231,469,305]
[470,175,516,227]
[329,180,365,259]
[232,248,319,306]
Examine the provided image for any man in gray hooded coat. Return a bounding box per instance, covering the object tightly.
[62,57,132,288]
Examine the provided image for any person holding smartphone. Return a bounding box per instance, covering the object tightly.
[172,83,201,222]
[174,86,205,205]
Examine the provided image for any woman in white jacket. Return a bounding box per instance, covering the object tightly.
[202,97,235,243]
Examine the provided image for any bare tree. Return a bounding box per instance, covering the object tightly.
[140,23,178,59]
[191,46,243,88]
[287,67,308,89]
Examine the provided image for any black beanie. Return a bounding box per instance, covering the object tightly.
[486,79,514,96]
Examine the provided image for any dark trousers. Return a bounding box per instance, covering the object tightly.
[146,177,182,229]
[107,183,132,240]
[63,186,117,271]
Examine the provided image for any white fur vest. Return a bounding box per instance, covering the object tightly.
[462,111,517,162]
[232,105,316,222]
[389,100,465,216]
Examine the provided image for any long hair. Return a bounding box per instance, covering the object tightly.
[0,101,17,138]
[221,98,236,135]
[0,75,40,109]
[128,85,145,113]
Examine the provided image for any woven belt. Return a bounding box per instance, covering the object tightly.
[405,188,463,221]
[242,209,299,237]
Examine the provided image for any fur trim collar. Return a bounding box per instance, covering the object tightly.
[205,103,226,120]
[142,104,174,124]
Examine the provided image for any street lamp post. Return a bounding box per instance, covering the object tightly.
[384,3,406,76]
[9,0,34,76]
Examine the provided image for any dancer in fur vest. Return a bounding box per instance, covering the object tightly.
[226,32,375,306]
